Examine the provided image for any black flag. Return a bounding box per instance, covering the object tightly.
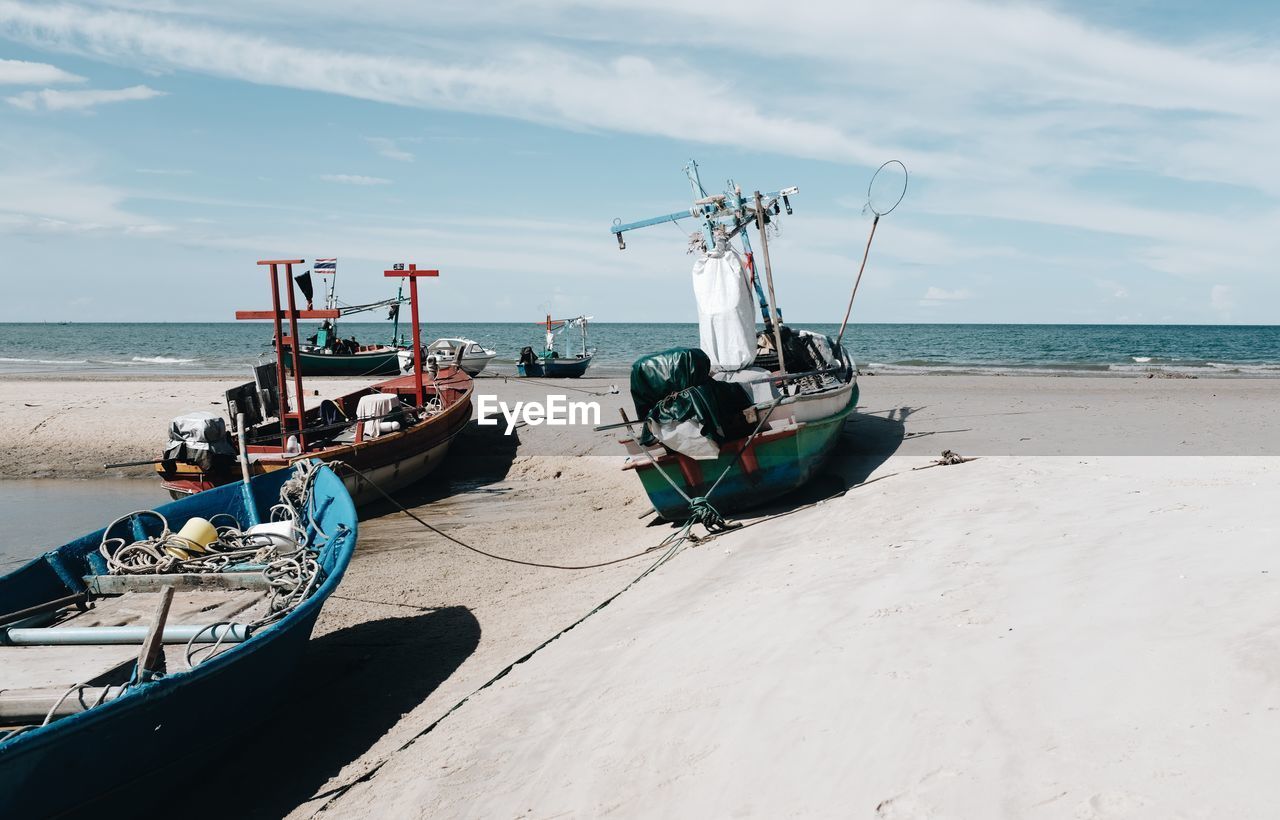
[294,271,315,310]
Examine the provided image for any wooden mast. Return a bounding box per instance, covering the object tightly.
[235,259,339,453]
[753,192,788,386]
[385,263,439,408]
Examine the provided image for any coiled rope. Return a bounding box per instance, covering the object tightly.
[95,461,330,668]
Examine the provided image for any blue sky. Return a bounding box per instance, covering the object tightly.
[1,1,1277,324]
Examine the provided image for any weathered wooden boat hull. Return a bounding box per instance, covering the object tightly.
[288,347,403,376]
[338,431,457,505]
[626,382,858,522]
[157,369,474,504]
[0,464,358,818]
[517,355,593,378]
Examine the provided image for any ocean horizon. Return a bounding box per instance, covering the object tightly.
[2,322,1278,379]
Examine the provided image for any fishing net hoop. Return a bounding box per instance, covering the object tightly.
[867,159,908,217]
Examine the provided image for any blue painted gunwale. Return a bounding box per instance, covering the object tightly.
[0,462,357,818]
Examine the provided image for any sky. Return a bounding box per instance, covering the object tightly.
[1,0,1278,324]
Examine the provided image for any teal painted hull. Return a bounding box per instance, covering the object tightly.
[288,348,403,377]
[0,464,358,817]
[630,383,858,522]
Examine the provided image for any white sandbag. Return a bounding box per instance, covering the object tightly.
[691,248,756,372]
[649,418,721,460]
[714,367,777,405]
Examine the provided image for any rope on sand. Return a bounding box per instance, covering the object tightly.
[912,449,978,471]
[332,461,688,570]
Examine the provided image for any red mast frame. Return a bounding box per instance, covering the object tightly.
[384,263,439,408]
[235,259,339,453]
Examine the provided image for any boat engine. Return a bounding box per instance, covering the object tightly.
[163,411,236,471]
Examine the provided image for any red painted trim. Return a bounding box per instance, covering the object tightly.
[676,454,704,494]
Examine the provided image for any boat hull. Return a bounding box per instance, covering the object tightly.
[0,465,358,818]
[456,353,496,376]
[338,430,456,504]
[157,369,474,504]
[626,382,858,522]
[517,355,593,378]
[289,348,403,377]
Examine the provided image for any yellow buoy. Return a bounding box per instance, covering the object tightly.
[164,517,218,558]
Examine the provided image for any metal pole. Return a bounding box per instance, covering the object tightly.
[836,214,879,347]
[1,624,250,646]
[753,192,788,385]
[392,281,403,345]
[235,412,252,486]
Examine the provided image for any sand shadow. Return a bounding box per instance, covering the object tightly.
[359,418,519,519]
[186,606,480,820]
[750,405,910,513]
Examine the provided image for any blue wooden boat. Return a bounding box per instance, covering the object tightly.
[0,461,357,818]
[516,314,595,378]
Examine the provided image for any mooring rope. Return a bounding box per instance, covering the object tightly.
[310,480,708,815]
[332,462,683,570]
[310,434,980,814]
[94,460,331,669]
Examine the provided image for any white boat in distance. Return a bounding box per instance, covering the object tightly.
[409,337,498,375]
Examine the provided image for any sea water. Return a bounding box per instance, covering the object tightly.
[0,480,170,569]
[2,322,1278,378]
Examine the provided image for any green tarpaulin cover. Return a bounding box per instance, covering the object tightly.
[630,348,753,446]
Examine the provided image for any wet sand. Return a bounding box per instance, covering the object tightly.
[2,373,1279,817]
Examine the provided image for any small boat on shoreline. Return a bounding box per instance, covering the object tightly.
[157,260,473,505]
[517,314,595,378]
[0,461,357,817]
[281,259,411,377]
[424,337,498,376]
[604,161,862,522]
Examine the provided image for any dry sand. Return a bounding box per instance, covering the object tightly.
[2,373,1279,818]
[327,456,1280,820]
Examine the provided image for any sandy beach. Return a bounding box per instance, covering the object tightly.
[3,373,1278,817]
[2,373,1278,481]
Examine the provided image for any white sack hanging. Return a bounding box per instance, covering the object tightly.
[691,247,756,371]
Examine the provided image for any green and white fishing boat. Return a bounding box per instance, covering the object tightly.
[281,259,411,377]
[603,160,887,522]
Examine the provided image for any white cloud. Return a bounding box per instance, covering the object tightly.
[3,1,1280,320]
[319,174,391,186]
[919,286,972,307]
[135,167,192,175]
[1210,284,1235,318]
[1096,279,1129,300]
[364,136,414,162]
[0,1,886,165]
[5,84,164,110]
[0,56,82,84]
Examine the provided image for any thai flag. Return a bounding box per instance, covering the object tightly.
[314,258,337,272]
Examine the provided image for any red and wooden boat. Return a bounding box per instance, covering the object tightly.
[156,260,473,505]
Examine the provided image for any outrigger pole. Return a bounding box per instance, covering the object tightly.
[610,159,797,330]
